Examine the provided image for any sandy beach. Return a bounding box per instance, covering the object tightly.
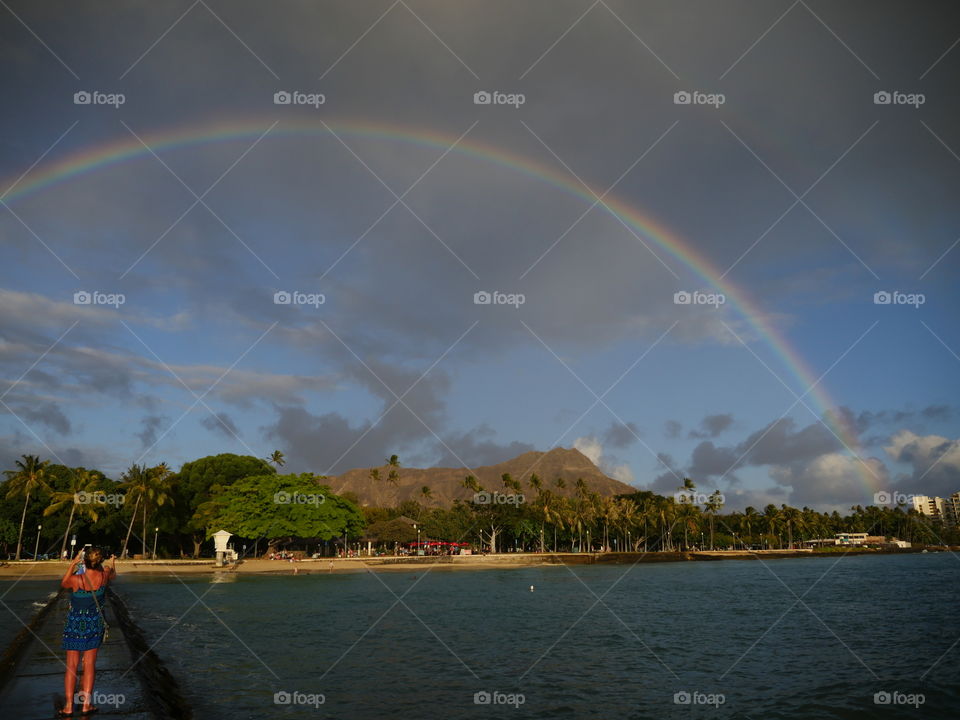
[0,547,938,580]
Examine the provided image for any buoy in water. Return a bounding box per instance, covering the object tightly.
[530,585,534,592]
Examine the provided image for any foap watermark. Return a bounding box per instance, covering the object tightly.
[674,491,723,506]
[473,690,525,708]
[274,90,325,108]
[274,290,325,307]
[76,490,125,507]
[74,691,125,709]
[473,491,525,506]
[873,91,925,108]
[74,290,125,308]
[74,90,125,108]
[473,90,525,108]
[874,691,924,708]
[673,690,725,708]
[273,690,325,708]
[674,290,725,308]
[473,290,525,308]
[873,290,924,308]
[674,90,725,108]
[274,491,325,506]
[874,490,918,507]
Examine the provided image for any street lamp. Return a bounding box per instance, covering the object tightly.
[70,534,76,560]
[34,525,42,560]
[701,532,704,550]
[152,527,159,559]
[415,524,421,555]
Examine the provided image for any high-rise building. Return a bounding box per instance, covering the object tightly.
[911,495,946,520]
[944,492,960,527]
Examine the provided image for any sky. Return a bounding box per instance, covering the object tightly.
[1,0,958,511]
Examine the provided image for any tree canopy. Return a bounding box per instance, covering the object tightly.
[207,473,365,543]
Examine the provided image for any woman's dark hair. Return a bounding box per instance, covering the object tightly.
[83,546,104,570]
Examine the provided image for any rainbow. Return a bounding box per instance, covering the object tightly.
[0,117,875,488]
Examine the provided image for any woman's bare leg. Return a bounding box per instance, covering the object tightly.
[63,650,80,713]
[79,648,99,710]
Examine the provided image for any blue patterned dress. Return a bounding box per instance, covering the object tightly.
[61,585,106,651]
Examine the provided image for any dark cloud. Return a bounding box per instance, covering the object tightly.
[7,402,71,435]
[688,413,734,439]
[688,441,740,479]
[920,405,952,421]
[884,430,960,498]
[200,412,241,439]
[664,420,682,439]
[852,405,954,433]
[428,425,536,469]
[602,420,640,449]
[735,418,840,467]
[136,415,168,449]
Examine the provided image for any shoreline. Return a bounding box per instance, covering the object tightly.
[0,547,948,579]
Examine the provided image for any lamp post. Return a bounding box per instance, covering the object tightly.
[70,535,76,560]
[700,532,704,550]
[415,524,421,555]
[627,531,631,552]
[152,527,159,559]
[34,525,42,560]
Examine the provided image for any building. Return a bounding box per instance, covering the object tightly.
[803,538,837,548]
[944,493,960,527]
[911,495,946,520]
[836,532,868,545]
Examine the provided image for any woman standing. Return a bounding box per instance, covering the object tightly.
[58,547,116,716]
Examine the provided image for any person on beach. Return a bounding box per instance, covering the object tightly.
[58,547,116,716]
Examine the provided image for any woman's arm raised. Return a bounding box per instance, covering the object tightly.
[60,551,82,589]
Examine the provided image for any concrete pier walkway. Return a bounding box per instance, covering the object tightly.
[0,593,152,719]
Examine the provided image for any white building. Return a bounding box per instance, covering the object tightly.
[836,532,868,545]
[911,495,945,519]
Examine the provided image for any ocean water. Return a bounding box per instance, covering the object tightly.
[0,579,59,646]
[5,554,958,719]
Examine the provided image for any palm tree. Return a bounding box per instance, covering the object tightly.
[763,504,781,548]
[142,463,173,557]
[119,464,148,558]
[4,455,50,560]
[120,463,174,558]
[781,505,802,549]
[368,467,382,506]
[704,490,724,550]
[742,506,759,547]
[369,455,401,508]
[44,469,105,558]
[266,450,286,470]
[676,478,698,550]
[386,455,401,486]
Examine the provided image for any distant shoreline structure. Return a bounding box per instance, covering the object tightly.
[1,546,950,580]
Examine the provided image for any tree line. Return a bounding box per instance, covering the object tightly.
[3,452,956,559]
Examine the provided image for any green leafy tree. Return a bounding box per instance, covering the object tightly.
[175,454,275,556]
[208,473,365,554]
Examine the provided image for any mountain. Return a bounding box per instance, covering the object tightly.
[325,447,637,508]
